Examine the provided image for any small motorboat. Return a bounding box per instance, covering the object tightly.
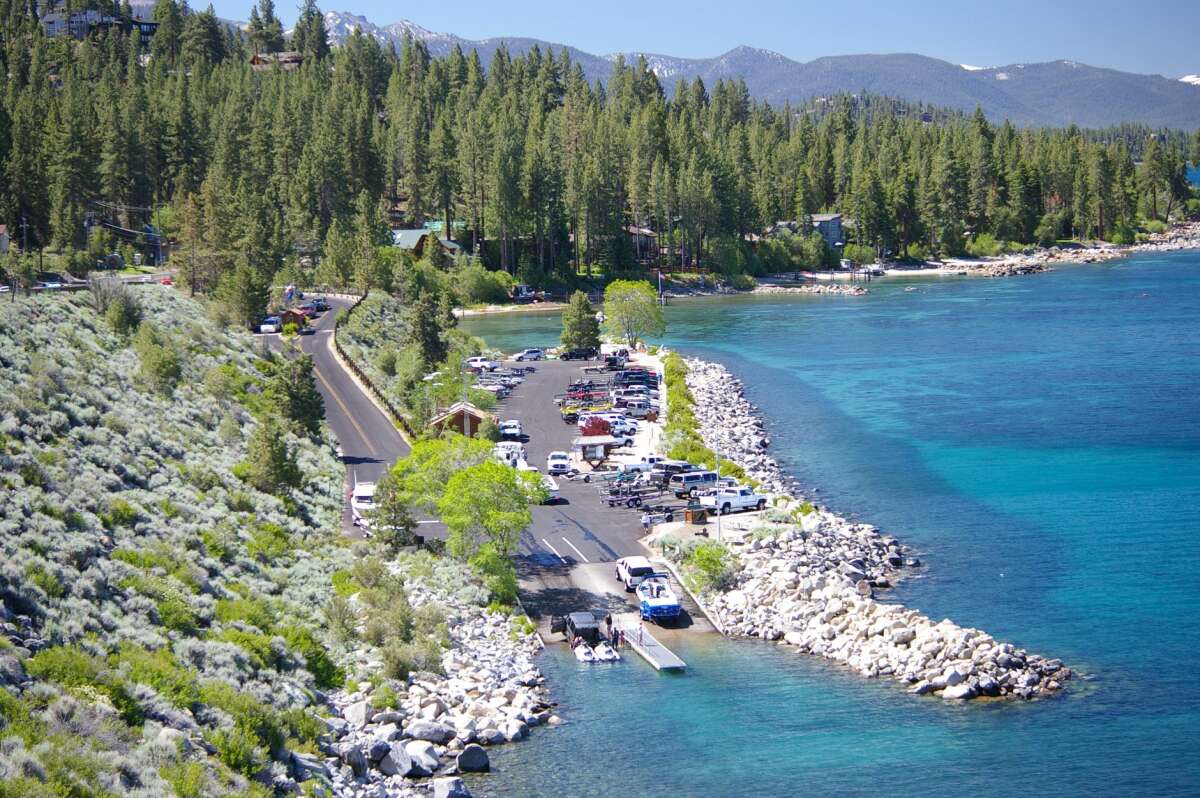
[905,286,918,292]
[593,642,621,662]
[574,643,596,663]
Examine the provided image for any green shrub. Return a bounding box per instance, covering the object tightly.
[18,463,46,488]
[120,573,198,633]
[103,497,139,529]
[208,725,267,777]
[26,646,143,727]
[330,569,361,597]
[219,629,280,671]
[380,639,443,681]
[370,683,400,709]
[726,273,755,290]
[469,545,518,607]
[682,541,735,594]
[842,243,876,265]
[323,594,359,643]
[283,626,344,689]
[246,522,290,562]
[24,563,65,598]
[1142,219,1168,235]
[104,291,143,336]
[215,598,277,631]
[160,762,208,798]
[201,528,233,562]
[965,233,1005,257]
[132,323,182,394]
[111,643,200,709]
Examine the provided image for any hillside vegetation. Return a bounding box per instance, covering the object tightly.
[0,287,351,796]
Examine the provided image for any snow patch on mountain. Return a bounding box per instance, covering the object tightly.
[1180,74,1200,86]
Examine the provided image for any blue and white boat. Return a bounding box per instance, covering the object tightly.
[636,574,681,622]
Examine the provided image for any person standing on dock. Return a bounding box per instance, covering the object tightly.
[605,614,613,642]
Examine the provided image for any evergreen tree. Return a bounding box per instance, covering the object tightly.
[560,290,600,349]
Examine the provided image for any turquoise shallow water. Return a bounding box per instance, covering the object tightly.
[462,251,1200,797]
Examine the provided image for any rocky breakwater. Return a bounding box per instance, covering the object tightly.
[683,358,793,495]
[682,357,1072,701]
[322,580,557,797]
[755,283,868,296]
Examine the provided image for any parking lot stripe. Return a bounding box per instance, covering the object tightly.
[561,537,590,563]
[541,538,568,564]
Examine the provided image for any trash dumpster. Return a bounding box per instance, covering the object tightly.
[684,505,707,525]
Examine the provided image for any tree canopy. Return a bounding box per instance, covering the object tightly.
[603,279,664,348]
[560,290,601,349]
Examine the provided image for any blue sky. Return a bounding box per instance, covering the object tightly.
[230,0,1199,78]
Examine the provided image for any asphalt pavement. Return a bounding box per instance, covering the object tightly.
[262,296,410,533]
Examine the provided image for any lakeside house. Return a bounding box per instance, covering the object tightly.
[392,229,463,259]
[39,7,158,45]
[427,401,493,436]
[764,214,845,249]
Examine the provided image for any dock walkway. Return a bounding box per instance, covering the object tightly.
[615,612,686,671]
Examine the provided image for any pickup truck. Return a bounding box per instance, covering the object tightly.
[699,486,768,515]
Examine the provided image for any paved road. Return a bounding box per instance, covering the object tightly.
[262,296,410,532]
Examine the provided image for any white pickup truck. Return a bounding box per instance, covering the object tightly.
[699,486,767,515]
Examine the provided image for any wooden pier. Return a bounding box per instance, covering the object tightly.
[615,613,686,671]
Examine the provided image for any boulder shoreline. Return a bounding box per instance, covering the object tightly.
[680,357,1073,701]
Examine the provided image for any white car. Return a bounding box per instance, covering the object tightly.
[615,556,657,592]
[513,348,544,361]
[259,316,281,334]
[350,480,376,526]
[539,475,560,503]
[464,356,498,371]
[546,451,572,474]
[699,486,768,515]
[499,420,523,440]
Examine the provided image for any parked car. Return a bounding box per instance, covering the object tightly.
[294,304,316,317]
[312,297,329,311]
[615,556,657,591]
[159,276,174,286]
[465,356,499,372]
[623,399,653,418]
[259,316,282,334]
[699,486,768,515]
[513,348,545,361]
[551,611,601,643]
[668,469,719,498]
[499,420,524,440]
[644,460,697,485]
[560,347,599,361]
[350,480,376,526]
[546,451,572,474]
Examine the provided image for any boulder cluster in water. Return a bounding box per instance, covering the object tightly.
[753,283,869,296]
[322,585,556,797]
[682,357,1072,700]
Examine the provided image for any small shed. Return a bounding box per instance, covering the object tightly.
[427,401,494,437]
[278,309,307,329]
[572,434,620,465]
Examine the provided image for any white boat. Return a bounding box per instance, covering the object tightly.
[574,643,596,663]
[593,642,621,662]
[636,574,682,623]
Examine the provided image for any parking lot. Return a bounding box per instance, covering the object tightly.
[484,356,714,636]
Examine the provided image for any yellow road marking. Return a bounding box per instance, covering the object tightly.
[313,364,378,458]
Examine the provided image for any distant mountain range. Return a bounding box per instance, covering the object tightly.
[317,11,1200,129]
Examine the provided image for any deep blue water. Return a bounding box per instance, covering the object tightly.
[462,251,1200,797]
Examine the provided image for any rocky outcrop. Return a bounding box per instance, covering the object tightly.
[682,356,1072,701]
[322,578,556,795]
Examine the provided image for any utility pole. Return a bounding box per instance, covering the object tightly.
[714,444,723,543]
[20,215,28,253]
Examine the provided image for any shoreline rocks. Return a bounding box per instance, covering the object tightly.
[324,576,554,797]
[681,357,1073,701]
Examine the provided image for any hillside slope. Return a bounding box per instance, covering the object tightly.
[0,287,349,795]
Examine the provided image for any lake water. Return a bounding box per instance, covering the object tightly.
[461,251,1200,797]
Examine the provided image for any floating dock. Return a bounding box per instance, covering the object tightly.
[615,613,686,671]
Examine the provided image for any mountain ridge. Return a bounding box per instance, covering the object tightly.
[316,10,1200,128]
